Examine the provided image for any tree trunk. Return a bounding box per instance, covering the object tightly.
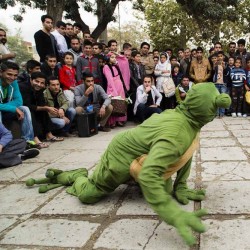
[92,0,125,39]
[66,0,90,33]
[47,0,66,22]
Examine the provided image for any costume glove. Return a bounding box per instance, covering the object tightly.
[174,186,206,205]
[173,209,207,246]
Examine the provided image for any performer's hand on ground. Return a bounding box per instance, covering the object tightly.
[174,188,206,205]
[173,209,207,246]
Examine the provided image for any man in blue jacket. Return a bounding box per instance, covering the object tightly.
[0,62,35,144]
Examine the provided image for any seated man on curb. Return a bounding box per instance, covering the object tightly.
[175,75,193,105]
[0,62,36,146]
[134,75,162,123]
[74,73,113,132]
[44,76,76,136]
[0,122,39,168]
[20,72,64,147]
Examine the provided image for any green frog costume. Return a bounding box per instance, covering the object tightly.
[26,83,231,246]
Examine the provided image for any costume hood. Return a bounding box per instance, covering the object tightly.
[176,83,231,129]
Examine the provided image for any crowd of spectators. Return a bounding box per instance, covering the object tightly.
[1,13,250,166]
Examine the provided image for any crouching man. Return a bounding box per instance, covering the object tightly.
[27,83,231,246]
[44,76,76,136]
[74,73,113,132]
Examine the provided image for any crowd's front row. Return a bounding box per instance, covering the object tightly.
[0,58,233,168]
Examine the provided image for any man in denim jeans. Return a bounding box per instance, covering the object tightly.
[0,62,35,145]
[44,76,76,136]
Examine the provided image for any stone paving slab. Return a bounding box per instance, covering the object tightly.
[223,118,250,124]
[201,161,250,181]
[200,219,250,250]
[245,148,250,155]
[231,129,250,138]
[200,147,247,161]
[200,138,236,147]
[0,184,60,215]
[56,149,104,164]
[200,131,230,138]
[0,163,47,182]
[0,216,19,233]
[238,137,250,147]
[117,185,194,216]
[93,219,158,249]
[37,185,127,215]
[201,181,250,214]
[1,118,250,250]
[201,123,225,131]
[226,124,250,130]
[24,148,71,164]
[0,218,100,248]
[145,222,189,250]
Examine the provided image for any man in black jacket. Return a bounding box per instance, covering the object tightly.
[19,72,64,148]
[34,15,59,62]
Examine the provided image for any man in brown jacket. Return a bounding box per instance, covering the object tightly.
[140,42,155,76]
[189,47,211,83]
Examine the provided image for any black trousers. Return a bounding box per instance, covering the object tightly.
[0,139,26,168]
[30,110,52,138]
[2,111,21,139]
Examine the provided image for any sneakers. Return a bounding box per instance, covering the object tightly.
[98,126,111,132]
[231,113,237,118]
[21,148,40,161]
[237,113,242,117]
[243,114,247,118]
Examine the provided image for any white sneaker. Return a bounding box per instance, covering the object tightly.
[237,113,242,117]
[231,113,237,118]
[243,114,247,118]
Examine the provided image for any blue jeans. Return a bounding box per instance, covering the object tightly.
[215,84,228,116]
[0,106,34,141]
[50,108,76,132]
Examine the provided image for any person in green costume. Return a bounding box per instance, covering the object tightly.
[26,82,231,246]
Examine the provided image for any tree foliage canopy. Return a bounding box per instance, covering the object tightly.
[0,23,33,65]
[108,21,149,49]
[144,0,201,51]
[144,0,250,50]
[0,0,131,39]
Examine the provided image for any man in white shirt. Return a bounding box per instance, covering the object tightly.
[0,29,16,63]
[51,21,68,57]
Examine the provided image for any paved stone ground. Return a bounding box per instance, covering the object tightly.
[0,118,250,250]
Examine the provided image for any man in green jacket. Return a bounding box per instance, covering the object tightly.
[43,76,76,135]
